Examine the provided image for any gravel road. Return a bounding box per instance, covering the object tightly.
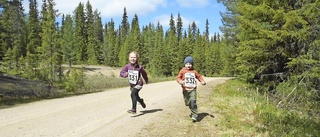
[0,77,229,137]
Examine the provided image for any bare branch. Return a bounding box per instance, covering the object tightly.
[276,75,306,108]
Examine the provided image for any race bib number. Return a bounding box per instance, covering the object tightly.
[184,72,196,87]
[128,70,139,84]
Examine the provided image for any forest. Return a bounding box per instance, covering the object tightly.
[0,0,319,126]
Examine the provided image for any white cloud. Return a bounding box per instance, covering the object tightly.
[23,0,167,18]
[175,0,210,8]
[99,0,167,17]
[151,14,170,27]
[152,14,199,29]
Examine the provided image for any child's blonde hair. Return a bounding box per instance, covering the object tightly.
[129,51,139,63]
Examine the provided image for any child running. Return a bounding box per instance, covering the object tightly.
[120,51,149,114]
[176,56,206,122]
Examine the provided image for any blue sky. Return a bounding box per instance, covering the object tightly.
[22,0,226,36]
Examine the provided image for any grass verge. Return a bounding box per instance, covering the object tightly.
[0,74,174,108]
[212,79,320,136]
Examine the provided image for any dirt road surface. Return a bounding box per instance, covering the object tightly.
[0,77,230,137]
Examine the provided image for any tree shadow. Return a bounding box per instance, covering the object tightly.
[197,112,215,122]
[131,108,163,117]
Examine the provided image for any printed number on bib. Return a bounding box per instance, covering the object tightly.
[184,72,196,87]
[128,70,139,84]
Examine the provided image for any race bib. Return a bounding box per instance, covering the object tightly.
[184,72,196,87]
[128,70,139,84]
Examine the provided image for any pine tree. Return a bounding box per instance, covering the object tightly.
[140,23,155,67]
[118,35,130,66]
[0,0,7,61]
[118,7,130,66]
[176,13,185,71]
[104,19,118,66]
[176,13,183,43]
[193,27,205,74]
[203,20,211,76]
[38,0,59,84]
[85,1,98,64]
[204,19,209,40]
[120,7,129,45]
[25,0,41,78]
[130,14,143,61]
[217,0,239,76]
[61,14,76,68]
[0,0,26,74]
[74,2,87,64]
[102,23,108,65]
[93,10,104,64]
[284,1,320,108]
[130,14,140,51]
[166,14,178,76]
[114,28,121,67]
[149,22,165,75]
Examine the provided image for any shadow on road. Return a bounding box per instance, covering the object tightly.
[197,112,215,122]
[131,109,163,117]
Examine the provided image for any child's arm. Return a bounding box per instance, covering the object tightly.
[120,65,129,78]
[176,70,184,85]
[195,71,206,85]
[140,67,149,84]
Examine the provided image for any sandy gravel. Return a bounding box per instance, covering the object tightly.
[0,77,229,137]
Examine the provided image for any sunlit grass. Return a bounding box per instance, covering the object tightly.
[0,73,174,108]
[211,79,320,136]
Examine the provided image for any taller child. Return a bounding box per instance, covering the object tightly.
[120,51,149,114]
[176,56,206,122]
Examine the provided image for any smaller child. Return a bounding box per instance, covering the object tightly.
[120,51,149,114]
[176,56,206,122]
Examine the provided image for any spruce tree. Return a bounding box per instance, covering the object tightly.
[61,14,76,68]
[25,0,41,78]
[74,2,86,64]
[118,7,130,66]
[120,7,129,45]
[166,14,178,76]
[0,0,26,74]
[38,0,59,84]
[85,1,98,64]
[149,22,165,76]
[0,0,7,61]
[141,23,155,68]
[130,14,142,61]
[217,0,239,76]
[176,13,185,71]
[104,19,118,66]
[93,10,104,64]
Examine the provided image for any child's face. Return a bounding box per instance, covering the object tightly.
[129,53,137,64]
[185,63,192,70]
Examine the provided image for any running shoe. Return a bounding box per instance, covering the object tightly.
[127,109,136,114]
[191,116,197,122]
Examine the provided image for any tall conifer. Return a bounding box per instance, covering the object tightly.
[74,2,86,64]
[25,0,41,78]
[85,1,98,64]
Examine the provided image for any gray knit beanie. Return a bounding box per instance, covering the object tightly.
[184,56,194,65]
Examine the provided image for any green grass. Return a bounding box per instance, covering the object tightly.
[211,79,320,136]
[0,74,174,108]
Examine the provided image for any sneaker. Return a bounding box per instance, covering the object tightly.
[191,116,197,122]
[127,109,136,114]
[140,98,146,108]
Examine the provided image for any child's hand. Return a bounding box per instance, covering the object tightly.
[179,80,185,85]
[201,82,206,85]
